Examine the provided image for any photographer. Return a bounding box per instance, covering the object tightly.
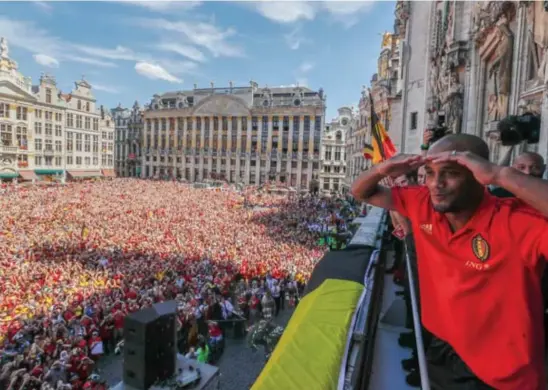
[351,134,548,390]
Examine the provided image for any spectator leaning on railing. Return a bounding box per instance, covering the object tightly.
[351,134,548,390]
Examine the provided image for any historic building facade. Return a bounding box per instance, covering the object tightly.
[141,82,325,188]
[0,37,114,181]
[345,31,404,191]
[395,1,548,166]
[62,79,115,179]
[113,102,142,177]
[320,106,356,194]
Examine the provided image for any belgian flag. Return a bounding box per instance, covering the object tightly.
[369,93,397,164]
[363,143,374,160]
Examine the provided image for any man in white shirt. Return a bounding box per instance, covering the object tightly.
[271,280,281,316]
[221,297,234,320]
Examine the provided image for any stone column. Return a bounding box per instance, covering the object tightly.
[308,115,315,189]
[226,116,232,182]
[296,115,304,189]
[286,116,294,185]
[538,90,548,159]
[217,116,223,176]
[276,117,283,180]
[255,116,262,185]
[245,116,252,185]
[180,117,186,180]
[190,117,197,182]
[141,120,148,178]
[235,116,242,183]
[265,116,273,180]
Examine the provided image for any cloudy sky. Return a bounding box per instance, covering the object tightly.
[1,0,395,120]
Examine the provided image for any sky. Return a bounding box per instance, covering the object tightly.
[0,0,395,120]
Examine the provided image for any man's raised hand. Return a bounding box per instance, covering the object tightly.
[376,154,424,179]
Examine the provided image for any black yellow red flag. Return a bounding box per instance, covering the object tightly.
[369,93,397,164]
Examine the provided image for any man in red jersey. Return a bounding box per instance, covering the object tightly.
[351,134,548,390]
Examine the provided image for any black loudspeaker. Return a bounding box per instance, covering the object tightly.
[123,301,178,389]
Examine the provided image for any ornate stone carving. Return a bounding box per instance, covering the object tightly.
[175,92,188,109]
[473,2,516,45]
[192,96,250,116]
[446,40,470,69]
[0,37,8,59]
[485,22,514,122]
[292,86,305,107]
[150,94,163,111]
[394,1,410,38]
[441,72,464,133]
[260,87,273,107]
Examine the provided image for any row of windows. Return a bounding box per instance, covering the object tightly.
[35,109,62,122]
[145,116,323,132]
[0,124,28,147]
[324,146,344,161]
[323,166,346,174]
[34,139,63,152]
[66,114,100,131]
[34,123,63,137]
[33,155,114,166]
[0,103,28,120]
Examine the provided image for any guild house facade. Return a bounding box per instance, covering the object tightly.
[141,82,326,189]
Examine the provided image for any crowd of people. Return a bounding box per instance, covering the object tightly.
[0,179,344,390]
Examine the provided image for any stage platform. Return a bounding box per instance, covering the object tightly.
[112,354,220,390]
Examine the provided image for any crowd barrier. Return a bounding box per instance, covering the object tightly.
[252,207,387,390]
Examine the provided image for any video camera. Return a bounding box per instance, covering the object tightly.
[428,125,449,145]
[497,112,541,146]
[426,112,449,146]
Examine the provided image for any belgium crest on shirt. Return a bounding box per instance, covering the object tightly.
[472,234,490,262]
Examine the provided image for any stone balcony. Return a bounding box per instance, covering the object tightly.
[0,145,18,154]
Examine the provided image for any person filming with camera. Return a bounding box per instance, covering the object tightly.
[351,133,548,390]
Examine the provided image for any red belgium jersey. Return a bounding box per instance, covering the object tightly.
[392,186,548,390]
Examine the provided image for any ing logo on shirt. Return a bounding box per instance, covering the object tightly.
[472,234,490,262]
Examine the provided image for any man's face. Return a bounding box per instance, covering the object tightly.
[512,155,545,178]
[424,161,476,213]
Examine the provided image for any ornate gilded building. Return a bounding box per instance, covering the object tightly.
[141,82,325,188]
[320,107,356,194]
[396,1,548,166]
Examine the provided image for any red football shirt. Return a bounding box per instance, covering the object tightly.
[392,186,548,390]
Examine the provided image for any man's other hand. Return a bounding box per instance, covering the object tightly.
[426,151,503,186]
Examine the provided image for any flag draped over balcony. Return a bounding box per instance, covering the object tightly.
[365,92,397,164]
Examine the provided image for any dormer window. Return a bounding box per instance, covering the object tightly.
[77,100,82,110]
[86,102,90,112]
[46,88,52,104]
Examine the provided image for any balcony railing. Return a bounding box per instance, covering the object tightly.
[0,145,18,154]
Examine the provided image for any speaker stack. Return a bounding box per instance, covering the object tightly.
[122,301,178,389]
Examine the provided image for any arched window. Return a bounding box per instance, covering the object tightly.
[335,131,342,141]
